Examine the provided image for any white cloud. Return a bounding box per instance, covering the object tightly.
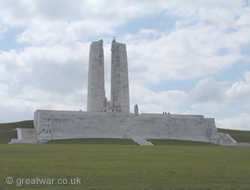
[130,84,188,113]
[189,77,224,102]
[0,79,87,123]
[0,21,7,38]
[119,1,248,84]
[226,71,250,101]
[125,26,244,84]
[0,96,86,123]
[0,0,171,45]
[0,42,89,94]
[169,0,244,24]
[186,72,250,123]
[0,41,89,122]
[189,102,227,118]
[217,113,250,130]
[16,19,115,45]
[237,6,250,27]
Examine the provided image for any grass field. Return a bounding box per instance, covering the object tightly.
[0,144,249,190]
[0,121,250,189]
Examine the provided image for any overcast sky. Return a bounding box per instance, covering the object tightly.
[0,0,250,130]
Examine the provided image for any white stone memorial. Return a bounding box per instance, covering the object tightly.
[110,40,130,113]
[10,39,240,146]
[87,40,105,112]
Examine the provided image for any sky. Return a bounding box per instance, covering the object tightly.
[0,0,250,130]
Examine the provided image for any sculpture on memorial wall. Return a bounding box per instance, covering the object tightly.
[134,104,139,116]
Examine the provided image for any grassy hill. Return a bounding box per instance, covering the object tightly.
[218,128,250,143]
[0,120,250,144]
[0,120,33,144]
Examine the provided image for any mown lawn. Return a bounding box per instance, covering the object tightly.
[0,144,249,190]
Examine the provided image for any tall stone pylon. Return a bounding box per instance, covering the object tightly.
[110,39,130,113]
[87,40,105,112]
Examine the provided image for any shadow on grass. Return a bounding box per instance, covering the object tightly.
[48,138,217,146]
[148,139,218,146]
[48,138,138,145]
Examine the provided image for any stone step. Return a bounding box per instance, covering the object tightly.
[218,133,237,146]
[9,139,38,144]
[132,138,153,146]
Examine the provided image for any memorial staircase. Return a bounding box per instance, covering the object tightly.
[218,132,237,146]
[132,138,153,146]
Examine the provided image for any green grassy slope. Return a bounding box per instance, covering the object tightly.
[218,128,250,143]
[0,120,34,144]
[0,144,249,189]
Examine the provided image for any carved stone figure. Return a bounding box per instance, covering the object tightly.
[134,104,139,116]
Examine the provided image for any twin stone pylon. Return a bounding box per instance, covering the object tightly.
[87,39,130,113]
